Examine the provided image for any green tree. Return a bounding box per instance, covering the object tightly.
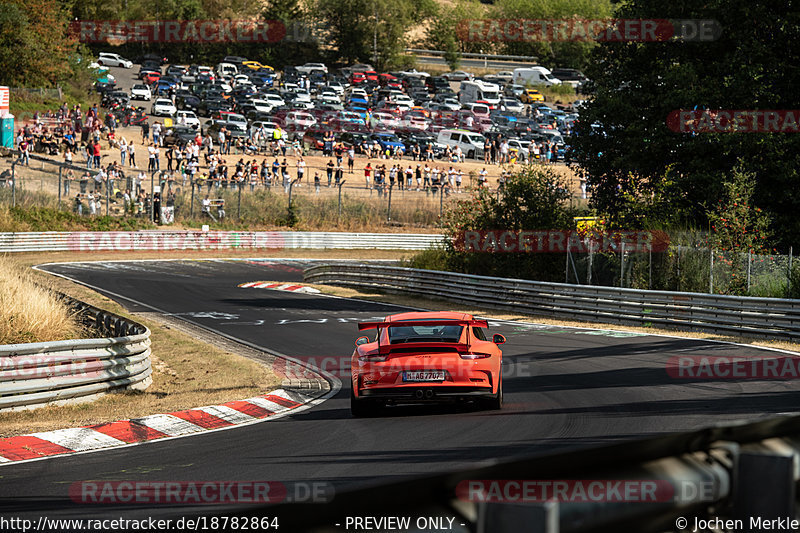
[315,0,435,69]
[427,165,578,280]
[489,0,612,68]
[0,0,77,87]
[570,0,800,249]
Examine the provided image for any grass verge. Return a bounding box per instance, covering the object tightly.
[0,249,403,436]
[0,256,81,344]
[0,260,285,437]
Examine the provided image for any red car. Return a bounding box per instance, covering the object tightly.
[351,311,505,416]
[142,71,161,85]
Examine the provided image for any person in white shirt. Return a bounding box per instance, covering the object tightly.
[118,137,127,166]
[296,157,306,184]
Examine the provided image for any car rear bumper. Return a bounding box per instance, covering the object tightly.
[359,385,493,402]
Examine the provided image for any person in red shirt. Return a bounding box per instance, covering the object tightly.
[92,141,101,168]
[364,162,372,189]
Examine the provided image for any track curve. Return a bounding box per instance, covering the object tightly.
[3,258,799,522]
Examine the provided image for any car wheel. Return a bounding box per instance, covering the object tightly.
[485,369,503,410]
[350,386,380,417]
[467,149,475,160]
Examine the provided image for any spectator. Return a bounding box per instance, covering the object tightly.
[347,146,355,173]
[128,142,137,168]
[92,141,101,169]
[364,162,372,188]
[119,137,127,166]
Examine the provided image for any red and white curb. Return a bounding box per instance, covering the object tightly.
[238,281,320,294]
[0,389,313,464]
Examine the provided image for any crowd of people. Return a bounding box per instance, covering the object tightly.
[9,99,577,223]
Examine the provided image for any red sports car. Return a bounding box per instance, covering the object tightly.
[351,311,505,416]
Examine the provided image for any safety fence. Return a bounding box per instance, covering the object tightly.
[304,263,800,340]
[0,231,446,253]
[0,296,151,410]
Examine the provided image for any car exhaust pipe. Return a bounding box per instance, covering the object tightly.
[415,390,424,399]
[424,389,434,400]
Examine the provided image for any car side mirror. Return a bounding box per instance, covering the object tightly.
[355,336,370,346]
[493,334,506,345]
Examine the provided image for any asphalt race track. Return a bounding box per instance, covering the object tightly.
[3,259,800,525]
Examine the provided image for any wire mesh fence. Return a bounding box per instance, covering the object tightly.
[0,155,466,229]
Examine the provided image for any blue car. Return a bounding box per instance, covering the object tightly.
[370,132,405,152]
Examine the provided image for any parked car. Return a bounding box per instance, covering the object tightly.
[130,84,152,101]
[175,110,201,129]
[97,53,133,69]
[151,98,177,117]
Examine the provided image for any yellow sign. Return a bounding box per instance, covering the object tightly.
[164,117,173,128]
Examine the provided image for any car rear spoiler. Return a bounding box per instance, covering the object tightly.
[358,320,488,331]
[358,320,489,355]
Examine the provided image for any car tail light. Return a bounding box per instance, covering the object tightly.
[459,352,491,360]
[358,354,387,363]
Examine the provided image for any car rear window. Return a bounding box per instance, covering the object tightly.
[388,319,463,344]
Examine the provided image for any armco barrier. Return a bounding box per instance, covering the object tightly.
[245,414,800,532]
[0,297,151,410]
[304,263,800,340]
[0,231,446,253]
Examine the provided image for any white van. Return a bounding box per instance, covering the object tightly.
[512,67,562,87]
[459,80,501,108]
[436,129,486,159]
[216,62,238,80]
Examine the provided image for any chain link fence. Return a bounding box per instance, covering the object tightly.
[0,154,464,228]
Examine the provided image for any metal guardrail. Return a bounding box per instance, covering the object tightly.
[0,231,446,253]
[304,263,800,340]
[406,48,539,63]
[0,296,151,410]
[251,414,800,532]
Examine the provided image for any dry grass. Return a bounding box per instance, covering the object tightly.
[0,313,281,436]
[0,256,82,344]
[0,256,301,436]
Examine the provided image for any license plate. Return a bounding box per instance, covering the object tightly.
[403,371,446,382]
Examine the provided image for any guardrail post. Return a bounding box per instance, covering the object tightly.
[477,501,558,533]
[733,442,796,528]
[58,166,62,207]
[709,248,714,294]
[149,171,155,221]
[190,180,195,217]
[338,180,346,221]
[387,184,393,222]
[747,249,752,291]
[620,241,625,288]
[237,181,242,220]
[11,162,15,208]
[565,248,569,284]
[440,186,444,217]
[787,246,793,297]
